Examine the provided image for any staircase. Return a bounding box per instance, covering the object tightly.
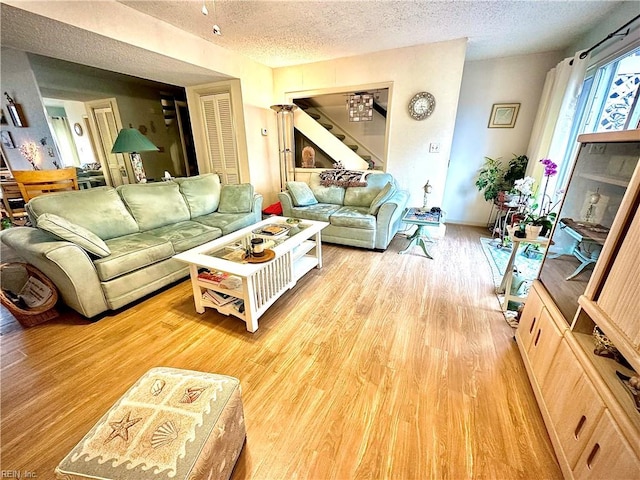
[294,101,382,170]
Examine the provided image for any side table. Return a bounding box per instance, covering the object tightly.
[499,227,549,311]
[399,207,445,259]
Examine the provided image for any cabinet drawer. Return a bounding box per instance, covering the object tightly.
[572,409,640,479]
[516,285,545,352]
[542,339,605,469]
[528,308,563,388]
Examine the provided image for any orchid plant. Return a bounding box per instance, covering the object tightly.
[515,159,560,232]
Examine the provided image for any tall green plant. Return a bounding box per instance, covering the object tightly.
[475,154,530,202]
[475,156,507,201]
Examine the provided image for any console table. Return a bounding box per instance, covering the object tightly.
[547,218,609,280]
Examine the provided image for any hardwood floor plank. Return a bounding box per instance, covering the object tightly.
[0,225,561,479]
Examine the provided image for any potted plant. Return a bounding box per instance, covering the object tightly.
[475,154,529,202]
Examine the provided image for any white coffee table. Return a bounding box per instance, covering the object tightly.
[174,217,328,332]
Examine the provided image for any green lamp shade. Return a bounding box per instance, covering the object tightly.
[111,128,159,153]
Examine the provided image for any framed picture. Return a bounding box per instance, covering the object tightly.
[7,103,27,127]
[488,103,520,128]
[1,130,15,149]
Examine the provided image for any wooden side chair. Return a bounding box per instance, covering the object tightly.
[0,180,28,223]
[12,168,79,202]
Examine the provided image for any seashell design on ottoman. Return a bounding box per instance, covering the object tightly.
[180,386,207,403]
[151,420,179,449]
[150,379,166,396]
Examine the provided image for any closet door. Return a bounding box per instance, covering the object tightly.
[200,93,239,184]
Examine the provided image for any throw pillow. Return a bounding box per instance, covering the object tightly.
[218,184,254,213]
[368,182,396,215]
[37,213,111,257]
[286,181,318,207]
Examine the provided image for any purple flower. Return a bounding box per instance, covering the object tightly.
[540,158,558,177]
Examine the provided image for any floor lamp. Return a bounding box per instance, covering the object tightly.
[111,128,159,183]
[270,104,297,191]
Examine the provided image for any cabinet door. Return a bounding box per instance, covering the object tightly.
[516,285,545,352]
[572,409,640,479]
[542,339,605,469]
[528,308,563,388]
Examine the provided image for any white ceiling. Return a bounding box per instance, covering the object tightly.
[0,0,630,89]
[119,0,626,68]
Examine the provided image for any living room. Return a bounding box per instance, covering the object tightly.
[1,1,639,479]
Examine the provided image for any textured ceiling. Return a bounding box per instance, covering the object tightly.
[119,0,625,67]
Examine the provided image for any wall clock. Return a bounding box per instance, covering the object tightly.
[409,92,436,120]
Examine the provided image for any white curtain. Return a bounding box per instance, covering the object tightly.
[526,51,589,200]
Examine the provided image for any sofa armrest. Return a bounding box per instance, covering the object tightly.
[1,227,109,318]
[252,193,264,222]
[277,191,294,217]
[375,189,410,249]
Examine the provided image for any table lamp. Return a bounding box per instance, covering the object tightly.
[111,128,159,183]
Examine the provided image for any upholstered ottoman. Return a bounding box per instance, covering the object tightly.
[55,367,246,480]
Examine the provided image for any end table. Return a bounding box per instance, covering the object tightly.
[399,207,444,259]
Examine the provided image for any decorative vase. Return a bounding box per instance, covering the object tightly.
[525,224,542,239]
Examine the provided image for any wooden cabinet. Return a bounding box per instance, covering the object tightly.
[542,338,605,470]
[517,131,640,479]
[515,285,545,352]
[572,410,640,479]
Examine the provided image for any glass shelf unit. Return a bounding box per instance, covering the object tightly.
[539,131,640,323]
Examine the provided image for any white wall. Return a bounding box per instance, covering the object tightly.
[3,1,278,201]
[274,39,468,208]
[443,51,563,226]
[0,48,60,170]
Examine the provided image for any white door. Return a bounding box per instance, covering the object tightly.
[200,93,239,184]
[85,99,132,186]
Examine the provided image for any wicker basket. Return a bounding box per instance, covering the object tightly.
[0,263,59,327]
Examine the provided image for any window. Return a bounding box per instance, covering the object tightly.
[583,47,640,133]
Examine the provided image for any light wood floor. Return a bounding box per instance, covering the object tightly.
[0,225,561,479]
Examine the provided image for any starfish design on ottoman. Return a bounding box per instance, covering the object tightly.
[104,411,142,444]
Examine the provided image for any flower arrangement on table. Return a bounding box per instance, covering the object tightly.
[510,158,561,239]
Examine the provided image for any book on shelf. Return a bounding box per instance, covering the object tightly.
[203,289,238,306]
[197,270,242,290]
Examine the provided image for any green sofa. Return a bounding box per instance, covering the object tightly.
[1,174,262,318]
[278,172,409,250]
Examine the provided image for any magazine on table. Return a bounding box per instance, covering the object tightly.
[203,289,238,306]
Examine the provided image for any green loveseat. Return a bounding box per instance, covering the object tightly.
[278,172,409,250]
[1,174,262,318]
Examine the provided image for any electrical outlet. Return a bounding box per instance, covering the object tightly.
[429,142,440,153]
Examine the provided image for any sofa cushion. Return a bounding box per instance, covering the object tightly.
[95,233,175,282]
[37,213,111,258]
[26,186,139,240]
[344,173,395,207]
[330,206,376,229]
[218,184,254,213]
[174,173,221,217]
[309,173,346,205]
[117,182,191,231]
[286,181,318,206]
[368,181,396,215]
[194,212,258,235]
[288,203,341,222]
[146,221,222,253]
